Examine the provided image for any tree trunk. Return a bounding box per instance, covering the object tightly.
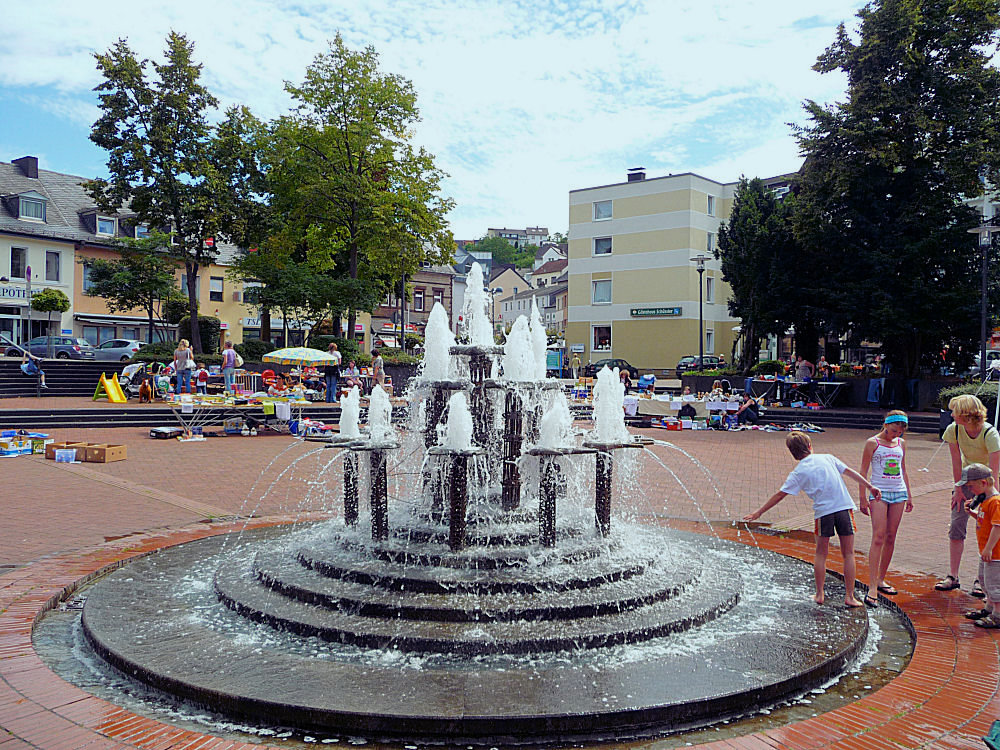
[187,260,202,353]
[148,297,156,344]
[332,314,342,336]
[261,307,272,345]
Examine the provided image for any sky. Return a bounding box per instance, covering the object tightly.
[0,0,867,240]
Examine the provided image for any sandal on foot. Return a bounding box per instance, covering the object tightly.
[864,595,878,608]
[973,614,1000,628]
[971,579,986,599]
[964,608,992,620]
[935,575,960,591]
[877,584,898,596]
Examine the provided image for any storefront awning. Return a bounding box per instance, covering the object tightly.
[75,313,173,326]
[377,336,400,348]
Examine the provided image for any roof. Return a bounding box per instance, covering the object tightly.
[534,258,567,275]
[536,242,567,259]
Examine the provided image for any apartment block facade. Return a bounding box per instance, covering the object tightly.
[566,171,739,371]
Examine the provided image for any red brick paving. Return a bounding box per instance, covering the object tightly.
[0,417,997,748]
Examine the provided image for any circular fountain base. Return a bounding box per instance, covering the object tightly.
[79,523,868,742]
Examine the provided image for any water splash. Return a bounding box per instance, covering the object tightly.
[592,366,630,443]
[366,385,395,444]
[501,317,534,382]
[537,394,575,450]
[463,262,494,346]
[340,386,362,439]
[419,303,455,382]
[443,392,474,450]
[529,298,547,381]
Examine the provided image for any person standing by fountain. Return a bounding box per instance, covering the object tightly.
[744,431,881,607]
[858,411,913,606]
[372,348,385,390]
[958,464,1000,628]
[324,343,342,403]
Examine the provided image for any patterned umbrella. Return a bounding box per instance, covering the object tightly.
[262,347,339,366]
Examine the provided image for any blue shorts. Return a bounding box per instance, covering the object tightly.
[870,490,908,504]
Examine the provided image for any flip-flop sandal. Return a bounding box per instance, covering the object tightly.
[974,615,1000,628]
[877,584,898,596]
[935,576,960,591]
[971,580,986,599]
[864,595,878,608]
[964,608,992,620]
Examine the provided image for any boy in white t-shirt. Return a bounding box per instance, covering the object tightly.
[744,431,882,607]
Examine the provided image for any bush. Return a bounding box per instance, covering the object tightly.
[163,297,189,325]
[310,335,361,361]
[381,350,420,366]
[135,340,177,358]
[178,316,221,353]
[937,382,999,411]
[750,359,785,376]
[132,349,223,366]
[235,339,270,363]
[699,367,741,377]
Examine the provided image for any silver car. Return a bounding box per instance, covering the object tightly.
[93,338,146,362]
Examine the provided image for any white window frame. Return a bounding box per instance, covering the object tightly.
[593,237,612,256]
[706,232,715,253]
[135,223,151,239]
[433,288,443,306]
[10,247,27,280]
[705,328,715,353]
[413,288,425,312]
[96,216,117,236]
[18,197,45,222]
[45,250,60,282]
[82,262,94,292]
[593,200,612,221]
[592,324,612,351]
[209,276,224,302]
[707,195,715,216]
[592,279,612,305]
[706,276,715,304]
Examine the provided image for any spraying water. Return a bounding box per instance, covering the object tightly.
[419,303,456,382]
[537,395,575,450]
[502,317,535,382]
[443,392,474,450]
[592,366,631,443]
[367,385,395,444]
[340,386,362,439]
[529,298,547,381]
[463,262,494,346]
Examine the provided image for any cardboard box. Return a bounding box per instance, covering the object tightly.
[46,441,89,460]
[84,444,127,463]
[32,438,53,455]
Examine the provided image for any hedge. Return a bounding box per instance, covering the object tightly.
[750,359,785,376]
[235,339,270,363]
[937,382,999,412]
[177,315,221,353]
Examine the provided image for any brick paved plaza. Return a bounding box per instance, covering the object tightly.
[1,421,998,748]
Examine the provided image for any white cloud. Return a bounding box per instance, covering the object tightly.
[0,0,867,238]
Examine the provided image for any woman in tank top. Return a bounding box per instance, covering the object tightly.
[858,410,912,606]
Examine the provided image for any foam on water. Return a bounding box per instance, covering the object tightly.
[419,303,455,382]
[442,392,474,450]
[339,387,362,439]
[501,317,534,382]
[592,366,630,443]
[366,385,395,443]
[537,394,575,450]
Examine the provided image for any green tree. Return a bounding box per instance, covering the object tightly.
[478,236,518,265]
[30,288,71,357]
[715,178,801,371]
[85,32,260,353]
[81,238,179,343]
[270,34,455,336]
[794,0,1000,376]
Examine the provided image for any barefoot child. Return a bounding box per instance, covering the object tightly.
[858,411,913,606]
[744,431,882,607]
[959,463,1000,628]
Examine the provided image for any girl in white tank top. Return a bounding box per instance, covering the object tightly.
[858,411,913,606]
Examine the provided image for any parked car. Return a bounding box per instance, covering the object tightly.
[968,349,1000,378]
[675,355,720,376]
[4,336,96,359]
[94,339,146,362]
[582,358,639,380]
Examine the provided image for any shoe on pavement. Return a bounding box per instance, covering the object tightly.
[935,575,960,591]
[971,579,986,599]
[40,383,48,389]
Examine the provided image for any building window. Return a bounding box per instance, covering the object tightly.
[414,288,425,312]
[45,251,60,282]
[209,276,224,302]
[706,232,715,253]
[593,237,612,256]
[82,262,94,292]
[593,200,612,221]
[181,274,198,299]
[135,224,151,239]
[122,327,140,339]
[82,325,116,346]
[10,247,27,279]
[593,325,611,351]
[97,216,116,235]
[433,288,444,306]
[707,195,715,216]
[705,328,715,353]
[592,279,612,305]
[19,197,45,221]
[706,276,715,304]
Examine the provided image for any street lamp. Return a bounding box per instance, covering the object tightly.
[968,218,1000,383]
[490,287,503,335]
[690,254,711,372]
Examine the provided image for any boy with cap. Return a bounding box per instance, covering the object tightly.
[744,431,881,607]
[959,463,1000,628]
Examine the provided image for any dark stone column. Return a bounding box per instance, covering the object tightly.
[449,454,469,551]
[370,450,388,541]
[501,390,523,511]
[425,389,447,509]
[539,456,558,547]
[344,452,359,526]
[595,452,612,536]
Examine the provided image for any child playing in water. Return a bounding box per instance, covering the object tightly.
[858,411,913,606]
[744,431,882,607]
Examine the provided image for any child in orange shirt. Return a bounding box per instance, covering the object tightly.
[960,463,1000,628]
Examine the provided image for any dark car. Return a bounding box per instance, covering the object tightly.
[582,358,639,380]
[675,355,720,376]
[4,336,96,359]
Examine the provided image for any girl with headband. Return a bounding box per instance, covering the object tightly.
[858,410,913,606]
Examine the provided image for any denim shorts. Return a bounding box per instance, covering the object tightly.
[869,490,909,504]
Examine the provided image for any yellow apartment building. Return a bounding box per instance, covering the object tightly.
[566,170,739,372]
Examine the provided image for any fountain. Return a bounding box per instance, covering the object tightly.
[72,263,870,743]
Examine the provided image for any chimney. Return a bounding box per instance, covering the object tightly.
[627,166,645,182]
[13,156,38,179]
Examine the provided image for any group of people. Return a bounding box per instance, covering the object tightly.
[745,395,1000,629]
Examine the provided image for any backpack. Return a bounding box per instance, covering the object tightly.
[234,351,244,368]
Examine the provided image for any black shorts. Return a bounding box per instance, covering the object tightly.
[815,509,855,538]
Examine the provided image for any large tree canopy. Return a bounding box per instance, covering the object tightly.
[794,0,1000,375]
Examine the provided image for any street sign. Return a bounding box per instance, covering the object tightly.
[630,306,681,317]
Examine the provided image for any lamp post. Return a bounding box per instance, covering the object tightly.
[690,254,711,372]
[490,287,503,337]
[968,216,1000,384]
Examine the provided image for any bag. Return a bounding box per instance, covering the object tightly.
[234,352,244,368]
